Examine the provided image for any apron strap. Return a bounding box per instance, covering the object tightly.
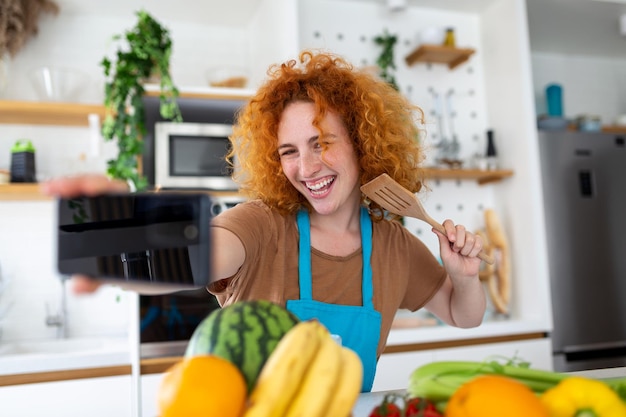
[296,210,314,300]
[297,207,374,308]
[360,206,374,310]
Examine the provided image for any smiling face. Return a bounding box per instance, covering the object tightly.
[277,101,361,216]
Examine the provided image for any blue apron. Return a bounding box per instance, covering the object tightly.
[286,207,382,392]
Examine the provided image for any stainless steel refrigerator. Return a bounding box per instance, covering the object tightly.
[538,130,626,372]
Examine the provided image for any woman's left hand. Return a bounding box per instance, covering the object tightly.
[433,219,483,279]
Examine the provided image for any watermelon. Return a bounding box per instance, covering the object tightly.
[185,300,299,392]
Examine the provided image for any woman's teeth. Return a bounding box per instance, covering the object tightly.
[306,177,335,193]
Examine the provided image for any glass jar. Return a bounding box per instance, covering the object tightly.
[444,28,456,47]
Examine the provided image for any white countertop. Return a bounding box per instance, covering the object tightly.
[386,317,550,346]
[0,336,130,375]
[570,366,626,379]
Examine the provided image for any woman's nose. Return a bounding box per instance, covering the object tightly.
[299,151,321,178]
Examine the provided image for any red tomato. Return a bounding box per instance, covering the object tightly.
[405,396,442,417]
[368,394,402,417]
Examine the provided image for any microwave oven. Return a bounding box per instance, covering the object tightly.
[154,121,237,190]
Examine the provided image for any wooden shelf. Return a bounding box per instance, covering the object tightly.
[422,167,514,185]
[601,125,626,134]
[0,184,50,201]
[144,85,254,101]
[0,169,514,200]
[0,100,106,127]
[0,184,247,201]
[0,90,252,127]
[405,44,475,69]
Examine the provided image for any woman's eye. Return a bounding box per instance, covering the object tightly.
[315,141,330,150]
[279,149,295,158]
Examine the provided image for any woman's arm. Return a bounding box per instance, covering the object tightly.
[210,226,246,281]
[424,219,487,328]
[40,174,129,197]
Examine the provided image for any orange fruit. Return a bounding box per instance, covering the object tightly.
[446,375,550,417]
[157,354,247,417]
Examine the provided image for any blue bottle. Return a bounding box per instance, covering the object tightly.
[545,83,563,117]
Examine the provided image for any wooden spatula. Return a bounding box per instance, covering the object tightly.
[361,173,494,265]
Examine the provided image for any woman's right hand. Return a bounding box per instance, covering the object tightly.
[41,174,130,294]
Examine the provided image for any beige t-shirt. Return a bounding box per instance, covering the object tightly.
[209,199,446,356]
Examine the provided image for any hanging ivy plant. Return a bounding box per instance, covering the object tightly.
[101,10,182,191]
[373,29,399,91]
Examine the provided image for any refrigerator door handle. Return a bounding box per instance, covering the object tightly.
[563,340,626,353]
[562,341,626,363]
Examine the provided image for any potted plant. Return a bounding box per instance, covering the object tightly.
[101,10,182,191]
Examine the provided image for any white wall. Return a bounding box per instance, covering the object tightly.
[0,10,249,104]
[531,52,626,124]
[299,0,495,245]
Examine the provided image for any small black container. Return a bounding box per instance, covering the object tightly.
[485,129,498,171]
[10,139,37,183]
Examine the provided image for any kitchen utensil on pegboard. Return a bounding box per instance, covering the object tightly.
[428,87,449,164]
[476,208,510,315]
[361,173,494,264]
[445,89,460,161]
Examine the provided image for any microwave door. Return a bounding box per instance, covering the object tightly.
[154,122,237,190]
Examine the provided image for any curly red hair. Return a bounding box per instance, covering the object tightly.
[228,50,426,220]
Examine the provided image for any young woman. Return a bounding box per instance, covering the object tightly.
[43,50,486,392]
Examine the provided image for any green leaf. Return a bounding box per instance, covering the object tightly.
[373,29,400,91]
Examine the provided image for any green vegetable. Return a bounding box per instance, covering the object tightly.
[185,300,299,392]
[408,358,626,405]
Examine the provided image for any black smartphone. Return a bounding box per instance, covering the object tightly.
[56,192,212,290]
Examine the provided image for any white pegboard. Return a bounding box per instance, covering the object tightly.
[410,180,495,255]
[298,0,497,249]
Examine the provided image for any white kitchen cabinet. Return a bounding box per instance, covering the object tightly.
[0,376,133,417]
[373,350,435,392]
[373,338,553,392]
[141,374,163,417]
[433,338,553,369]
[0,372,167,417]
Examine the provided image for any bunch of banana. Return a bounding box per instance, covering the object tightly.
[243,320,363,417]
